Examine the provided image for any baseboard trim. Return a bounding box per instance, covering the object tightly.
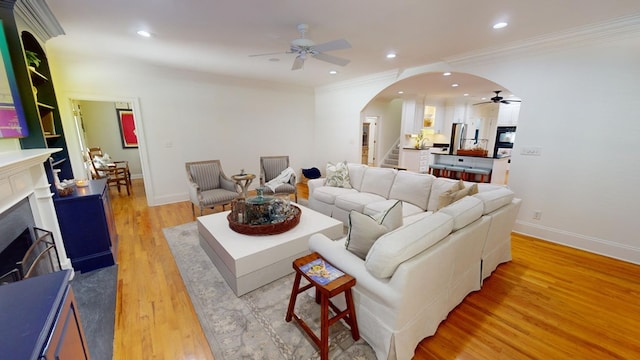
[514,220,640,265]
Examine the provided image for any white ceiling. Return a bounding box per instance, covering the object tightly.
[46,0,640,102]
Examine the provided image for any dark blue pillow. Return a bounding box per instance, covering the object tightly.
[302,167,321,179]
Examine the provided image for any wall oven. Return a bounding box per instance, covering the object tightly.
[494,126,516,157]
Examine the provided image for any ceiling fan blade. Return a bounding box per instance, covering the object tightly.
[292,55,305,70]
[249,51,287,57]
[473,101,492,106]
[501,100,522,104]
[312,38,351,53]
[312,52,350,66]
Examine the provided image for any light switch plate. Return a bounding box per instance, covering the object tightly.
[521,147,542,156]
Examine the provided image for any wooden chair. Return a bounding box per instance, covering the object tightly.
[185,160,240,217]
[260,155,297,202]
[88,148,131,195]
[88,147,132,183]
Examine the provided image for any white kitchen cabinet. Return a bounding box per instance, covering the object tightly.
[401,149,430,173]
[497,103,521,126]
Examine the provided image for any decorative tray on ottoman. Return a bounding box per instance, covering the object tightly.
[227,190,300,235]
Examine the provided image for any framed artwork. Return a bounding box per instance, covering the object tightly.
[0,20,29,138]
[117,109,138,148]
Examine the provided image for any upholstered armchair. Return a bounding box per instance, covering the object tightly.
[185,160,239,217]
[259,156,297,202]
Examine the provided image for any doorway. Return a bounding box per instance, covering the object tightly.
[361,117,378,166]
[67,96,153,204]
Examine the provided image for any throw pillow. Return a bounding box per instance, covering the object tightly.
[325,161,352,188]
[345,201,403,259]
[437,179,465,210]
[437,181,479,210]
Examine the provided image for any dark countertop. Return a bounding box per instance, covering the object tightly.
[0,270,72,360]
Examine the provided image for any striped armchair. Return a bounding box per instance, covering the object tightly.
[260,156,298,202]
[185,160,239,217]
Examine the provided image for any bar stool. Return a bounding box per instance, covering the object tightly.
[464,167,492,183]
[429,163,448,177]
[445,165,468,180]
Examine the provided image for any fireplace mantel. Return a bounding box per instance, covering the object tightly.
[0,148,61,179]
[0,148,72,272]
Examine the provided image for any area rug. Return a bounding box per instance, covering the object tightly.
[163,222,375,360]
[71,265,117,360]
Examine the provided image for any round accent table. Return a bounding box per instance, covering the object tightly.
[231,173,256,198]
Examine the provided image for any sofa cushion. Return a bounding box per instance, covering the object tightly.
[427,178,462,211]
[365,212,454,278]
[325,161,352,188]
[388,171,435,210]
[313,186,358,205]
[364,199,425,218]
[438,196,484,231]
[473,187,515,214]
[360,167,397,198]
[334,192,387,214]
[345,201,403,259]
[438,182,478,210]
[347,163,368,191]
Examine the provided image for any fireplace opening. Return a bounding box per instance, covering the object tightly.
[0,227,61,284]
[0,228,31,282]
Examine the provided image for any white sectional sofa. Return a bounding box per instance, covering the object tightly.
[306,163,521,360]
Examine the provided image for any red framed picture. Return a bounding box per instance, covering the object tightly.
[117,109,138,148]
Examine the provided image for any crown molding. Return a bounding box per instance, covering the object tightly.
[446,13,640,66]
[316,69,400,93]
[14,0,64,41]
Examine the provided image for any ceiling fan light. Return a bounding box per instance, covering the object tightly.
[493,22,508,29]
[136,30,152,38]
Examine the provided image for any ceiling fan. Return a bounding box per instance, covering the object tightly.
[249,24,351,70]
[473,90,522,105]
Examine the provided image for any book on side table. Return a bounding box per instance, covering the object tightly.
[299,258,345,285]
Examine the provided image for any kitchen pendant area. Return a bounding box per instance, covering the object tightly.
[396,91,520,185]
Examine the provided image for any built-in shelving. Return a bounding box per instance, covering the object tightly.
[18,31,73,180]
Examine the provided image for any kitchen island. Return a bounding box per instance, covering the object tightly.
[431,153,510,185]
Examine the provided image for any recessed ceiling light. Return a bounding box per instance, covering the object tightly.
[493,22,508,29]
[397,91,404,94]
[463,93,469,96]
[137,30,152,38]
[451,83,459,87]
[386,52,397,59]
[443,72,452,76]
[329,70,338,75]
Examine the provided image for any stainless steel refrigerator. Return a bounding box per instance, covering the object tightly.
[449,123,466,155]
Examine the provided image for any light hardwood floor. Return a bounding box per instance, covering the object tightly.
[110,179,640,359]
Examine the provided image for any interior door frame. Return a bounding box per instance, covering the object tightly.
[64,93,154,206]
[362,116,379,166]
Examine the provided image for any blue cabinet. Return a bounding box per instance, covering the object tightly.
[54,179,118,273]
[0,270,90,359]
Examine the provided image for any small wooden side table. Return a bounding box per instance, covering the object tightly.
[231,173,256,198]
[285,252,360,360]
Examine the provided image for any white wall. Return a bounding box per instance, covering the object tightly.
[314,27,640,264]
[46,52,316,205]
[362,98,402,166]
